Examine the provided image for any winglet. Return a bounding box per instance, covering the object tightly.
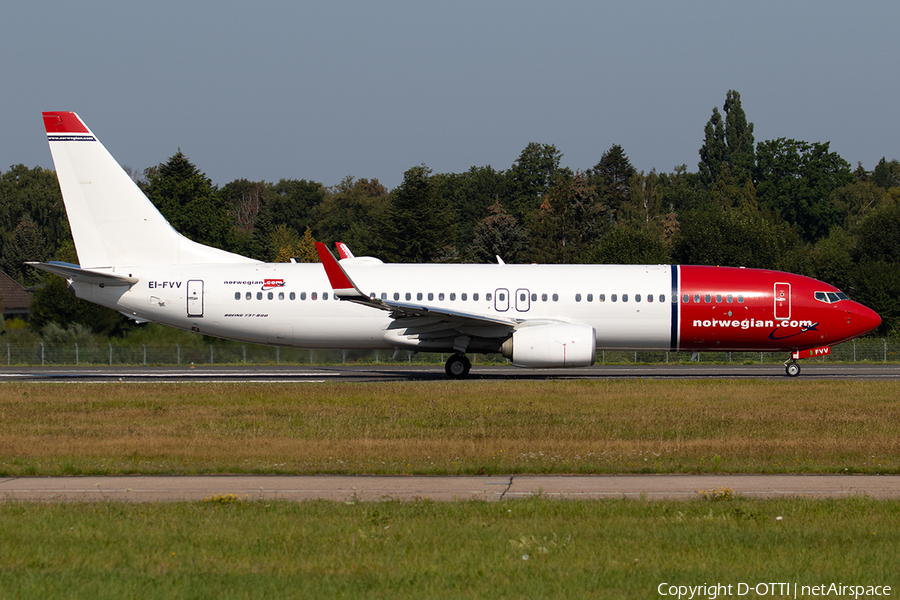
[315,242,366,298]
[335,242,355,259]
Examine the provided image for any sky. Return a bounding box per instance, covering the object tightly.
[3,1,899,191]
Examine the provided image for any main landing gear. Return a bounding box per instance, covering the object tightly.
[784,359,801,377]
[445,353,472,379]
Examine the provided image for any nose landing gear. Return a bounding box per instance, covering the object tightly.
[784,359,801,377]
[784,346,831,377]
[445,353,472,378]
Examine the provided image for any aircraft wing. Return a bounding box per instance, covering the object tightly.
[315,243,519,342]
[27,261,138,286]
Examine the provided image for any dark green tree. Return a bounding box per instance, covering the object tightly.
[854,200,900,264]
[0,165,69,266]
[435,165,508,250]
[0,217,48,285]
[722,90,755,185]
[808,226,854,292]
[221,178,267,260]
[698,107,726,187]
[378,165,455,263]
[526,172,605,263]
[872,157,900,190]
[587,144,636,216]
[586,223,670,264]
[619,169,667,225]
[673,208,800,270]
[699,90,755,188]
[754,139,854,241]
[312,176,388,257]
[829,181,886,231]
[143,152,235,250]
[506,143,573,220]
[469,201,527,263]
[262,178,327,234]
[657,164,703,213]
[852,260,900,337]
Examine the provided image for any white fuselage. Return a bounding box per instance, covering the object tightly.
[76,261,675,351]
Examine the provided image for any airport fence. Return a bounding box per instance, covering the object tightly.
[2,338,897,366]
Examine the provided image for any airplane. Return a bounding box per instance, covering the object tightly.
[31,111,882,378]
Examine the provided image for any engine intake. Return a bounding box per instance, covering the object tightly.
[500,323,596,368]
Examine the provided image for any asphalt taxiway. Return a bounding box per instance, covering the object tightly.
[1,363,898,382]
[2,474,899,502]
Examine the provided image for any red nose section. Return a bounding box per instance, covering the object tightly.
[854,303,882,336]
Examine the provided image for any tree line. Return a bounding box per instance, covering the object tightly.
[3,90,900,337]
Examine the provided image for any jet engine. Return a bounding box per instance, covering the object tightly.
[500,323,596,368]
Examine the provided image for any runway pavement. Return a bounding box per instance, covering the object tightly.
[1,363,899,382]
[2,474,899,502]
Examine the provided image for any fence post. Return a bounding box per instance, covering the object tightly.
[75,343,79,366]
[242,345,246,363]
[109,343,112,365]
[40,342,44,366]
[177,343,181,366]
[853,339,856,363]
[6,343,9,366]
[276,347,280,364]
[143,343,147,365]
[884,339,887,363]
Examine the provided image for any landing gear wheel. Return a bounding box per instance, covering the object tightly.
[445,354,471,379]
[785,361,800,377]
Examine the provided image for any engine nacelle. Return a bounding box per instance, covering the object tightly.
[500,323,596,368]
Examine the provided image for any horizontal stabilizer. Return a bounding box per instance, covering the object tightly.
[27,262,138,286]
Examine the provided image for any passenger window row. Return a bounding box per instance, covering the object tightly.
[233,291,337,301]
[234,290,748,305]
[681,293,745,304]
[368,292,563,302]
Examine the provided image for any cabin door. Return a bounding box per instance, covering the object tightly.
[774,282,791,321]
[187,280,204,317]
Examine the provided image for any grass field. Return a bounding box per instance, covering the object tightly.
[1,379,898,476]
[2,379,898,597]
[1,496,898,599]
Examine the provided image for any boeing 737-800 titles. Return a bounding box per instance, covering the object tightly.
[31,112,881,378]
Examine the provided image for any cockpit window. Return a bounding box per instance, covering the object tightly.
[815,291,849,304]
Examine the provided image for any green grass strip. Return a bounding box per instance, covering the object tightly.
[1,497,897,599]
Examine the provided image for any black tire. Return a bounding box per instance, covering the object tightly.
[445,354,471,378]
[785,362,801,377]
